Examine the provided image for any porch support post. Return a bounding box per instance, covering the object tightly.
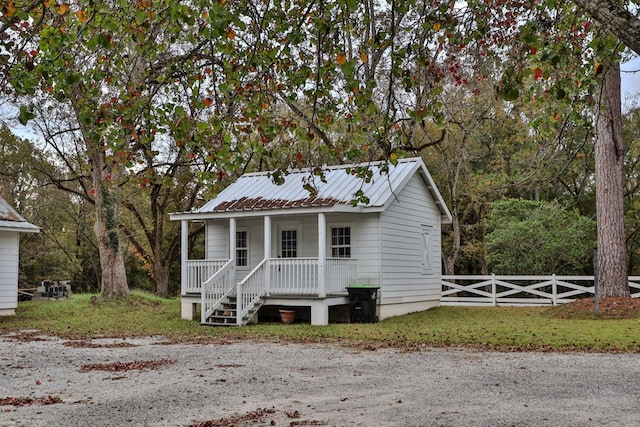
[180,220,197,320]
[264,215,271,295]
[318,212,327,298]
[181,299,196,321]
[180,220,188,295]
[310,300,329,325]
[229,217,236,263]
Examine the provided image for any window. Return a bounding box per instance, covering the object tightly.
[331,226,351,258]
[236,230,248,267]
[421,224,432,274]
[280,229,297,258]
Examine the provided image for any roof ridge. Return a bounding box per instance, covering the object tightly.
[240,157,420,177]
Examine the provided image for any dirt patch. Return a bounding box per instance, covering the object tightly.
[546,297,640,319]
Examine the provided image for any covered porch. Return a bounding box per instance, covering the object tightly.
[178,213,359,325]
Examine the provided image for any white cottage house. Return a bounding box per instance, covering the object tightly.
[0,195,39,316]
[170,157,452,325]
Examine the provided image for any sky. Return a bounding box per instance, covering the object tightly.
[621,56,640,105]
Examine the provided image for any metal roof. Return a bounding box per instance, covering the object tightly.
[192,157,451,223]
[0,195,40,233]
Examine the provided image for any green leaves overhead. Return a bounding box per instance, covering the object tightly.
[3,0,630,178]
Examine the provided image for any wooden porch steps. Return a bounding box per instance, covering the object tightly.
[202,296,262,326]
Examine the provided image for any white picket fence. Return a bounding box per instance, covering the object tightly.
[441,275,640,306]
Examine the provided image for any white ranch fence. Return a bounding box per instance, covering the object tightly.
[441,275,640,306]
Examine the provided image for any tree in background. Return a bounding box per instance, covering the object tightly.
[8,0,250,297]
[2,0,640,298]
[0,124,98,288]
[486,199,596,275]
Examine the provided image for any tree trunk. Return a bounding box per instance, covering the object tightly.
[70,83,130,299]
[594,60,630,297]
[155,263,171,298]
[572,0,640,56]
[443,212,460,276]
[154,240,171,298]
[91,154,130,298]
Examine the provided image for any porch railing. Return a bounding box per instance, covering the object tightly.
[265,257,358,295]
[237,259,269,324]
[192,257,359,317]
[184,259,229,294]
[441,275,640,306]
[326,258,358,294]
[201,260,235,323]
[269,258,319,295]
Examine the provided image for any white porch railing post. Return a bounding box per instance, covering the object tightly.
[318,213,326,298]
[236,282,243,326]
[491,274,497,306]
[552,274,557,306]
[264,216,271,295]
[181,220,188,295]
[229,218,236,264]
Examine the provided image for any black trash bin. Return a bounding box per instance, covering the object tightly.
[347,285,379,323]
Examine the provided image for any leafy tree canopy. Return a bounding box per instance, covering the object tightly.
[486,198,596,275]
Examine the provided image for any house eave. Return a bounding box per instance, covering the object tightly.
[0,224,40,233]
[169,204,383,221]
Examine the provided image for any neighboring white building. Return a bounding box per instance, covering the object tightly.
[0,195,39,316]
[170,157,452,326]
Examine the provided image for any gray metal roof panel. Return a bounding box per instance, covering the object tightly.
[198,158,430,213]
[0,196,40,232]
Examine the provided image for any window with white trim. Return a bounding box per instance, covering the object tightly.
[280,229,297,258]
[236,230,248,267]
[331,226,351,258]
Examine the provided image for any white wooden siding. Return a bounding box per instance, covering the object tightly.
[205,218,265,283]
[272,216,316,258]
[205,220,229,259]
[0,231,19,312]
[379,174,442,303]
[326,213,381,287]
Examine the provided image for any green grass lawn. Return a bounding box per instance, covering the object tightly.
[1,291,639,353]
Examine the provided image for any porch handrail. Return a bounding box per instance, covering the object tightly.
[201,259,235,323]
[441,275,640,306]
[236,258,269,325]
[184,259,229,294]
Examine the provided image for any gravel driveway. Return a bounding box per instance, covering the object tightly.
[1,332,640,427]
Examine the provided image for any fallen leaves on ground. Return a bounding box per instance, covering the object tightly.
[546,297,640,319]
[2,332,50,342]
[189,407,328,427]
[64,340,137,349]
[80,359,175,372]
[0,395,62,407]
[189,408,276,427]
